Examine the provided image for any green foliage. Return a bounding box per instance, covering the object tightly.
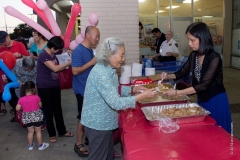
[9,23,32,40]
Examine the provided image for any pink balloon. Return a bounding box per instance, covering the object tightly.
[69,40,78,50]
[5,6,53,40]
[75,35,83,44]
[86,22,92,27]
[36,0,61,36]
[88,13,99,25]
[21,0,52,32]
[64,3,81,49]
[80,27,86,38]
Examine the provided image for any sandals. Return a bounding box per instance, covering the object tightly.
[49,137,57,143]
[58,132,74,137]
[50,132,73,143]
[74,143,89,157]
[10,109,15,115]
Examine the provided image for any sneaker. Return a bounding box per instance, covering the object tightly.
[41,125,46,131]
[38,142,49,150]
[28,143,35,150]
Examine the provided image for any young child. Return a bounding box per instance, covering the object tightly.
[16,81,49,150]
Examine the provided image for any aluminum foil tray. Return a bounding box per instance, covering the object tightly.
[138,94,190,107]
[141,103,211,126]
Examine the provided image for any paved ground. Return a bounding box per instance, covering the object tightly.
[0,67,239,160]
[0,89,122,160]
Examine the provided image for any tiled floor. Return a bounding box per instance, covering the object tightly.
[0,67,239,160]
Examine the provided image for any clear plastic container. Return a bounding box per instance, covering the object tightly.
[158,118,180,133]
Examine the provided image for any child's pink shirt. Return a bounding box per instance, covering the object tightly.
[18,95,41,112]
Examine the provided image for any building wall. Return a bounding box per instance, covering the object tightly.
[223,0,232,67]
[37,0,78,40]
[79,0,140,65]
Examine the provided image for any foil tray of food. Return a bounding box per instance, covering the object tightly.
[141,103,211,126]
[138,92,190,106]
[138,82,189,106]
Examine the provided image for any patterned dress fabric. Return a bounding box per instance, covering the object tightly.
[81,63,136,130]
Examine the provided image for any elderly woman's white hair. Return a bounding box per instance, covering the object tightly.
[95,37,124,65]
[22,56,36,70]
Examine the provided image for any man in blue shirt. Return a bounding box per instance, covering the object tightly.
[72,26,100,157]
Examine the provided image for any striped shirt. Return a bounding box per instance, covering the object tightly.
[72,44,94,96]
[81,63,136,130]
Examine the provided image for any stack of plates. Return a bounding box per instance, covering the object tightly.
[132,63,142,77]
[145,68,155,76]
[119,77,130,84]
[120,65,131,84]
[121,65,131,77]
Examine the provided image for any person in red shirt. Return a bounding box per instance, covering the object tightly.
[0,31,29,122]
[0,31,29,58]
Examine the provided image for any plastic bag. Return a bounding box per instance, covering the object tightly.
[59,66,72,90]
[158,118,179,133]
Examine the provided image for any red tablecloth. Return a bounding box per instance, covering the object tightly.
[119,103,240,160]
[119,104,217,133]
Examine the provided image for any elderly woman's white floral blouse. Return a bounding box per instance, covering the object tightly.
[12,58,37,83]
[81,63,136,130]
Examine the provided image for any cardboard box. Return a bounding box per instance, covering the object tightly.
[130,74,162,84]
[130,76,147,84]
[147,74,161,82]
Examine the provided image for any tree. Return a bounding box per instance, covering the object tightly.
[9,23,32,40]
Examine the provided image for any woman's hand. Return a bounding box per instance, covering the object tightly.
[163,88,177,96]
[160,72,168,80]
[67,58,72,66]
[142,88,158,98]
[135,88,158,102]
[132,85,147,93]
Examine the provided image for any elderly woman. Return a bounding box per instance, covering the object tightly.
[36,36,73,143]
[12,56,37,84]
[81,37,158,160]
[2,57,37,121]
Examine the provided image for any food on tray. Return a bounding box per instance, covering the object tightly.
[139,92,186,103]
[158,83,173,91]
[141,103,210,125]
[160,106,200,117]
[143,83,158,89]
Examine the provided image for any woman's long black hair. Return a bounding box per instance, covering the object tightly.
[186,22,214,55]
